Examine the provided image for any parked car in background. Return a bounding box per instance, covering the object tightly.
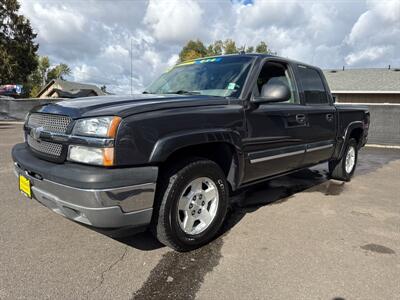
[0,84,23,98]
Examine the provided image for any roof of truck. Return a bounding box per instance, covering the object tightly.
[179,53,320,70]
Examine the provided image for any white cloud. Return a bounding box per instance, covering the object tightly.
[27,2,86,43]
[345,0,400,66]
[345,46,393,66]
[235,0,304,29]
[73,65,104,83]
[143,0,204,43]
[167,54,179,67]
[19,0,400,94]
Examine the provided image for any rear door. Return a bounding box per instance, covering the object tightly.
[295,65,337,166]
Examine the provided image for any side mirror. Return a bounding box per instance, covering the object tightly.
[253,82,291,104]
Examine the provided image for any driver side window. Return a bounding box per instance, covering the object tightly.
[253,61,299,104]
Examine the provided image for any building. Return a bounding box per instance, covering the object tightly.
[37,79,105,99]
[323,67,400,103]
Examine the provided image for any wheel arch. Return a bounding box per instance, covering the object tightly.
[150,129,244,191]
[335,121,364,159]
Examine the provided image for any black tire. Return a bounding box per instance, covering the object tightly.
[329,138,358,182]
[152,158,228,251]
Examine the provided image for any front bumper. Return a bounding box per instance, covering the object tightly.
[12,143,158,229]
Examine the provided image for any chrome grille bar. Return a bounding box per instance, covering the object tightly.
[28,113,72,134]
[27,135,63,157]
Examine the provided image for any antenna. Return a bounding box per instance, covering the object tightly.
[130,38,133,95]
[238,43,246,55]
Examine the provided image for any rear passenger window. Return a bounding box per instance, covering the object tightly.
[297,66,328,104]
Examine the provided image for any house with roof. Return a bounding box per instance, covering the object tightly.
[36,79,105,99]
[323,67,400,104]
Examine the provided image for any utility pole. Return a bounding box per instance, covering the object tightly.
[130,38,133,95]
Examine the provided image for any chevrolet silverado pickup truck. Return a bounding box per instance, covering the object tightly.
[12,54,369,251]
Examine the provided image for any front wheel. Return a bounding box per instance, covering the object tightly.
[329,138,358,181]
[152,158,228,251]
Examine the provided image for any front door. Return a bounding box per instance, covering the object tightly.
[242,60,308,183]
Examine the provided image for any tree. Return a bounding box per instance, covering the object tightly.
[255,41,275,55]
[206,40,223,56]
[223,39,237,54]
[25,56,50,97]
[178,39,208,62]
[178,39,276,62]
[25,56,71,97]
[0,0,38,89]
[246,46,254,53]
[46,63,71,82]
[37,56,50,85]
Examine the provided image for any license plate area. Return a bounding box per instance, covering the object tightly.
[19,174,32,198]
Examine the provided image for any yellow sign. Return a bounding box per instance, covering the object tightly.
[19,175,31,198]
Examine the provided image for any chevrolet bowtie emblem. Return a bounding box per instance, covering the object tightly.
[31,126,44,140]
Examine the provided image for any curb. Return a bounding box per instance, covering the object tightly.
[365,144,400,149]
[0,121,24,125]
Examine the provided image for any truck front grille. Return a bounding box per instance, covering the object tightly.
[27,135,63,157]
[28,113,71,134]
[26,113,71,160]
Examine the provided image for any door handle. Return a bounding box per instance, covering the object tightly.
[295,114,306,124]
[326,113,334,122]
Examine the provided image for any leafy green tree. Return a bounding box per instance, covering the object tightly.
[26,56,50,97]
[37,56,50,84]
[26,57,72,97]
[178,39,208,62]
[178,39,276,62]
[246,46,254,53]
[223,39,237,54]
[0,0,38,90]
[206,40,223,56]
[255,41,275,54]
[47,63,71,81]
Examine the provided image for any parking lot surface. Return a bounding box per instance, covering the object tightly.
[1,123,399,300]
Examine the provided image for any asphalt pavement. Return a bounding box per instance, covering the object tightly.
[1,123,399,300]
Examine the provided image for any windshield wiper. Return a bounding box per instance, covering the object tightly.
[142,91,151,94]
[164,90,201,95]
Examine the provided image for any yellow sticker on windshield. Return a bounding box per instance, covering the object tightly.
[176,57,222,67]
[177,61,196,67]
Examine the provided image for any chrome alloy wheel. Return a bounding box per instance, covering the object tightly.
[177,177,219,235]
[345,146,356,173]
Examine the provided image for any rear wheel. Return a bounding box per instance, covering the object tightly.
[152,158,228,251]
[329,138,358,181]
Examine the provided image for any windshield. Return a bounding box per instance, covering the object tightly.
[144,56,254,98]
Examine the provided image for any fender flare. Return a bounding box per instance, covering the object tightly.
[337,121,364,159]
[149,128,244,189]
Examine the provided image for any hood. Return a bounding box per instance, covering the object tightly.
[32,94,229,119]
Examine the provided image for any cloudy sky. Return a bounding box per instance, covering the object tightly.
[20,0,400,94]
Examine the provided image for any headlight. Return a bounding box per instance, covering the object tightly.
[68,145,114,166]
[72,116,121,138]
[69,116,120,166]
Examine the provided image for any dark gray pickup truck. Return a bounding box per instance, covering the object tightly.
[12,54,369,251]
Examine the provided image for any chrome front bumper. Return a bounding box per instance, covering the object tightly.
[14,163,156,229]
